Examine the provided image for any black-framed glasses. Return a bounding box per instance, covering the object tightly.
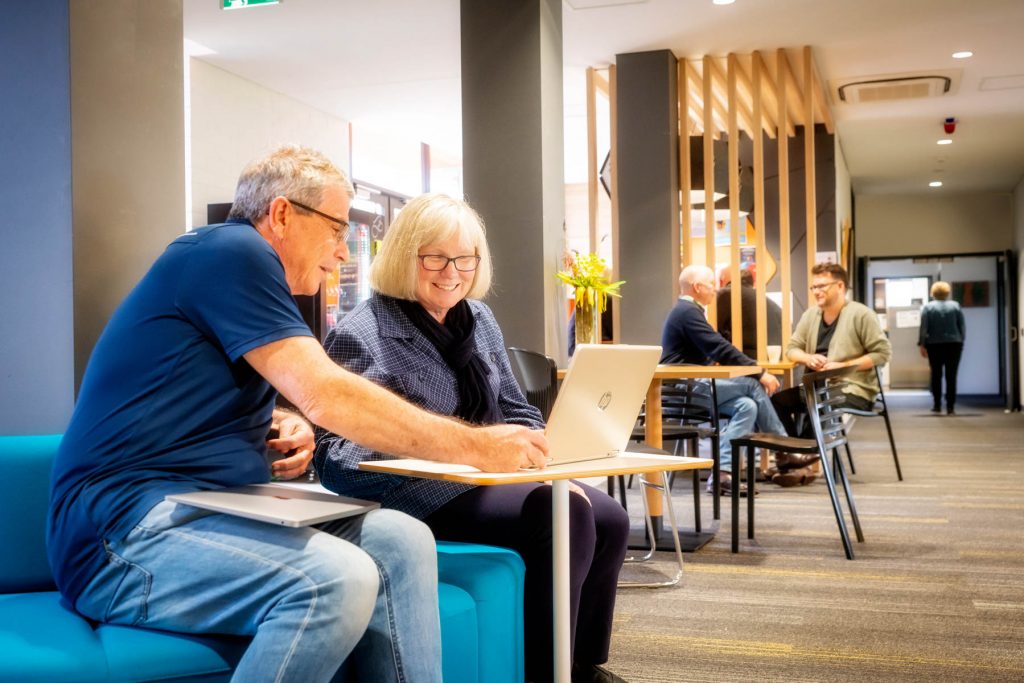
[809,281,839,293]
[287,198,350,244]
[418,254,481,272]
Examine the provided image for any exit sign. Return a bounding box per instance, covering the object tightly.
[222,0,280,9]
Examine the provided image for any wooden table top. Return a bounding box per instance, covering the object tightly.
[359,452,713,485]
[557,364,762,380]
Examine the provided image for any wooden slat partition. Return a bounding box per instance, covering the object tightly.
[678,59,692,273]
[586,67,599,254]
[803,46,817,289]
[727,54,742,350]
[777,48,793,348]
[752,51,768,360]
[702,56,717,326]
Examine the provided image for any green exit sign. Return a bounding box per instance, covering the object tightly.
[222,0,280,9]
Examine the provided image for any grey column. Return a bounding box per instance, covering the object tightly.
[461,0,566,361]
[70,0,186,389]
[615,50,680,345]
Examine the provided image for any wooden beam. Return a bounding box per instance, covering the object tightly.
[803,45,817,289]
[678,58,692,272]
[752,50,768,361]
[779,48,807,128]
[709,56,755,138]
[735,53,776,140]
[702,55,717,326]
[727,54,742,351]
[777,48,792,347]
[805,46,835,134]
[592,67,610,98]
[586,67,599,254]
[693,60,728,137]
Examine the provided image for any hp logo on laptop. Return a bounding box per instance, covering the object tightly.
[597,391,612,410]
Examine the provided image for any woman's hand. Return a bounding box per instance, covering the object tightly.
[468,424,550,472]
[267,410,315,480]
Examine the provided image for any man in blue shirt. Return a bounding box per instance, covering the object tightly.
[47,146,549,683]
[661,265,818,493]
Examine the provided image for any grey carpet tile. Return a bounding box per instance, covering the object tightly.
[605,392,1024,682]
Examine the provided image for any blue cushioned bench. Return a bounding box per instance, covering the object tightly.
[0,435,524,682]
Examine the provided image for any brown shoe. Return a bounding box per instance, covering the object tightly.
[771,465,817,487]
[775,453,821,472]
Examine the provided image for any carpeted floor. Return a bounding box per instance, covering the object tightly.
[606,391,1024,682]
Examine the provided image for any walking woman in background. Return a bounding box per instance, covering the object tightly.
[919,281,966,415]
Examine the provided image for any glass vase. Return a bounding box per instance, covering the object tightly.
[575,301,602,348]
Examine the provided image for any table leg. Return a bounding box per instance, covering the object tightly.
[552,478,570,683]
[642,379,664,515]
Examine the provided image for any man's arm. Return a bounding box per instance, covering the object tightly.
[245,336,549,472]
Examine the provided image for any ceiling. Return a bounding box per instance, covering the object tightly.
[184,0,1024,196]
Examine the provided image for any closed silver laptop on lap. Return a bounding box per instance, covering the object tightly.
[166,484,378,527]
[543,344,661,466]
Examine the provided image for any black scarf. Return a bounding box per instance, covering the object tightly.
[394,297,502,425]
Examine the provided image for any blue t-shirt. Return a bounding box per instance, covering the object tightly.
[47,221,313,604]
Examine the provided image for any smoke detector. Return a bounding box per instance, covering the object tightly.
[830,69,961,104]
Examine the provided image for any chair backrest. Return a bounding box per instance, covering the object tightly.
[660,379,718,429]
[0,434,62,592]
[507,347,558,420]
[801,366,856,452]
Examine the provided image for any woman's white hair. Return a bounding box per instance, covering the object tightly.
[370,193,492,301]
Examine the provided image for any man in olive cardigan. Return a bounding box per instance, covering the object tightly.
[771,263,892,436]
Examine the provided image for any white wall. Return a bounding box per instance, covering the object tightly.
[188,58,350,229]
[856,193,1014,258]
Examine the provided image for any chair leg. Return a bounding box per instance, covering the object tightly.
[731,440,740,553]
[818,445,856,560]
[617,475,628,511]
[712,434,722,521]
[692,470,702,534]
[833,447,864,543]
[746,445,756,540]
[844,439,856,475]
[607,476,615,498]
[881,409,903,481]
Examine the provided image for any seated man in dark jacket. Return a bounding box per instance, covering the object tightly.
[661,265,818,491]
[715,266,782,360]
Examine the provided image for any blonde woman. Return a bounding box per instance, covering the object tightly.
[314,193,629,683]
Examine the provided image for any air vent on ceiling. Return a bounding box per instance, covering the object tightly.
[830,69,961,104]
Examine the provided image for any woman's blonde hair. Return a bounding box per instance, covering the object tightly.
[369,193,493,301]
[931,280,951,300]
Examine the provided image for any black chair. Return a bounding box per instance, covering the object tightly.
[507,347,558,420]
[839,365,903,481]
[729,365,864,560]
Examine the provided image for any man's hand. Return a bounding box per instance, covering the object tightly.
[801,353,829,371]
[267,411,315,480]
[759,372,781,395]
[467,424,550,473]
[919,345,928,359]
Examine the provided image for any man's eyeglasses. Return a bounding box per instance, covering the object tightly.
[418,254,481,272]
[287,199,350,244]
[809,281,839,293]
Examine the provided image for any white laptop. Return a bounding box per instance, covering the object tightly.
[166,484,378,527]
[542,344,661,466]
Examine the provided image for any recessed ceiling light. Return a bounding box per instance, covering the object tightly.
[937,139,953,145]
[712,0,735,5]
[952,51,973,59]
[929,181,943,188]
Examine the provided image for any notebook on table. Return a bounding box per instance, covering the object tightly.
[541,343,661,467]
[166,484,378,527]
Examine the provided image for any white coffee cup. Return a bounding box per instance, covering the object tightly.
[766,345,782,363]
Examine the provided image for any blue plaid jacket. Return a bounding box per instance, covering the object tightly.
[313,293,544,519]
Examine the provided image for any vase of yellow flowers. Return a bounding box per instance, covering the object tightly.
[556,251,624,348]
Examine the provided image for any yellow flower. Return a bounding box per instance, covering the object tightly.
[556,251,624,312]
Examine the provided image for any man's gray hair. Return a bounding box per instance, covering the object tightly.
[679,264,714,295]
[227,146,354,222]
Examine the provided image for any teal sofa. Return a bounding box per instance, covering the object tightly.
[0,435,524,682]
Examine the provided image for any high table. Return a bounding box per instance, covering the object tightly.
[360,452,711,683]
[761,360,798,388]
[557,364,763,550]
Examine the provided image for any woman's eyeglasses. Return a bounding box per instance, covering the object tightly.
[418,254,481,272]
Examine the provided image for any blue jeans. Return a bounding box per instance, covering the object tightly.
[707,376,787,472]
[75,501,441,683]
